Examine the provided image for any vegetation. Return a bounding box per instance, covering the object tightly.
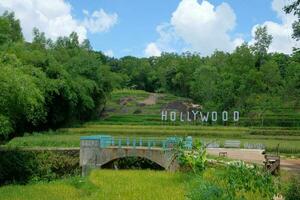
[0,170,190,200]
[0,3,300,199]
[3,89,300,154]
[1,7,300,141]
[0,150,79,185]
[0,166,280,200]
[284,176,300,200]
[188,164,277,200]
[0,12,114,140]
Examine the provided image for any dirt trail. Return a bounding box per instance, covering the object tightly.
[139,93,162,105]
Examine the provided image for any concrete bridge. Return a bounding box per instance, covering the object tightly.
[80,136,192,176]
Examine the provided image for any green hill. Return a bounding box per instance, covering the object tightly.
[2,89,300,155]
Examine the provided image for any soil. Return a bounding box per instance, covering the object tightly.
[139,93,161,105]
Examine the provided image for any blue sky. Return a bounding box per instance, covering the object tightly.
[68,0,284,57]
[0,0,297,57]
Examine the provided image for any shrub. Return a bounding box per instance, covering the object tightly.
[223,162,277,199]
[0,150,80,185]
[187,163,278,200]
[188,179,225,200]
[285,177,300,200]
[0,115,13,140]
[176,139,207,173]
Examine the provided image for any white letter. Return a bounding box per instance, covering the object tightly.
[200,112,209,122]
[192,110,199,121]
[170,111,176,122]
[234,111,239,122]
[161,110,167,121]
[180,112,184,122]
[222,111,228,121]
[212,111,218,122]
[187,112,191,121]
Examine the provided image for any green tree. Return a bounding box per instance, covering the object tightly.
[0,11,23,45]
[285,1,300,41]
[252,25,273,69]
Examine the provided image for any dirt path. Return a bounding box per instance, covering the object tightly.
[207,148,300,172]
[139,93,162,105]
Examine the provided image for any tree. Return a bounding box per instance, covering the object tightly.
[253,25,273,55]
[284,0,300,41]
[190,65,218,106]
[252,25,273,69]
[0,11,23,45]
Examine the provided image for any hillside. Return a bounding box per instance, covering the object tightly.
[2,89,300,155]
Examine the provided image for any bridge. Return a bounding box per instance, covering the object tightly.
[80,135,192,176]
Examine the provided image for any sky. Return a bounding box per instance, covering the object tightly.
[0,0,299,58]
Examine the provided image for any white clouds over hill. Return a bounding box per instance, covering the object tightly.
[0,0,118,42]
[171,0,243,56]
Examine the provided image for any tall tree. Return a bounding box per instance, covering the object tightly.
[252,25,273,69]
[284,0,300,41]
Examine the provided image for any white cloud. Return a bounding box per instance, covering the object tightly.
[144,42,161,57]
[104,49,114,57]
[250,0,299,54]
[83,9,118,33]
[170,0,243,55]
[0,0,118,43]
[145,0,243,56]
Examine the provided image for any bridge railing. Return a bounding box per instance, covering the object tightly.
[80,135,193,150]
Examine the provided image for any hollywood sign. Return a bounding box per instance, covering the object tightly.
[161,110,240,122]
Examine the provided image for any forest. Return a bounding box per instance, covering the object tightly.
[0,5,300,140]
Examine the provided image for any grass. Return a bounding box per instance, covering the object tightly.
[0,170,192,200]
[4,125,300,154]
[2,89,300,155]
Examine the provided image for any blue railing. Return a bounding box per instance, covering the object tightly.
[80,135,193,150]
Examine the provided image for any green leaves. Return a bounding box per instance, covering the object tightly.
[175,139,207,173]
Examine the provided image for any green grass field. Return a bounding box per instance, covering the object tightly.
[0,170,191,200]
[3,89,300,155]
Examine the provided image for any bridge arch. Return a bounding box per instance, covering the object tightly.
[100,156,165,170]
[95,147,175,170]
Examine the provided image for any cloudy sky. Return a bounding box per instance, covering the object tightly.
[0,0,299,57]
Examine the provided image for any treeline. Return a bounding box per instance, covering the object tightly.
[106,27,300,126]
[1,11,300,139]
[0,12,117,140]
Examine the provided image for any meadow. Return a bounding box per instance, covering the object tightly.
[0,170,191,200]
[0,165,287,200]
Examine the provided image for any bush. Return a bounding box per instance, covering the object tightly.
[188,179,225,200]
[285,177,300,200]
[187,163,278,200]
[223,162,277,199]
[177,139,207,173]
[0,150,80,185]
[0,115,13,140]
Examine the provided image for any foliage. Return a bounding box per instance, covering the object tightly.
[0,12,113,139]
[284,176,300,200]
[188,164,277,200]
[175,139,207,173]
[223,162,277,199]
[0,150,80,185]
[284,0,300,41]
[0,115,13,139]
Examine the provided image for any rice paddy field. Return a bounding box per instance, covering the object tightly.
[0,170,191,200]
